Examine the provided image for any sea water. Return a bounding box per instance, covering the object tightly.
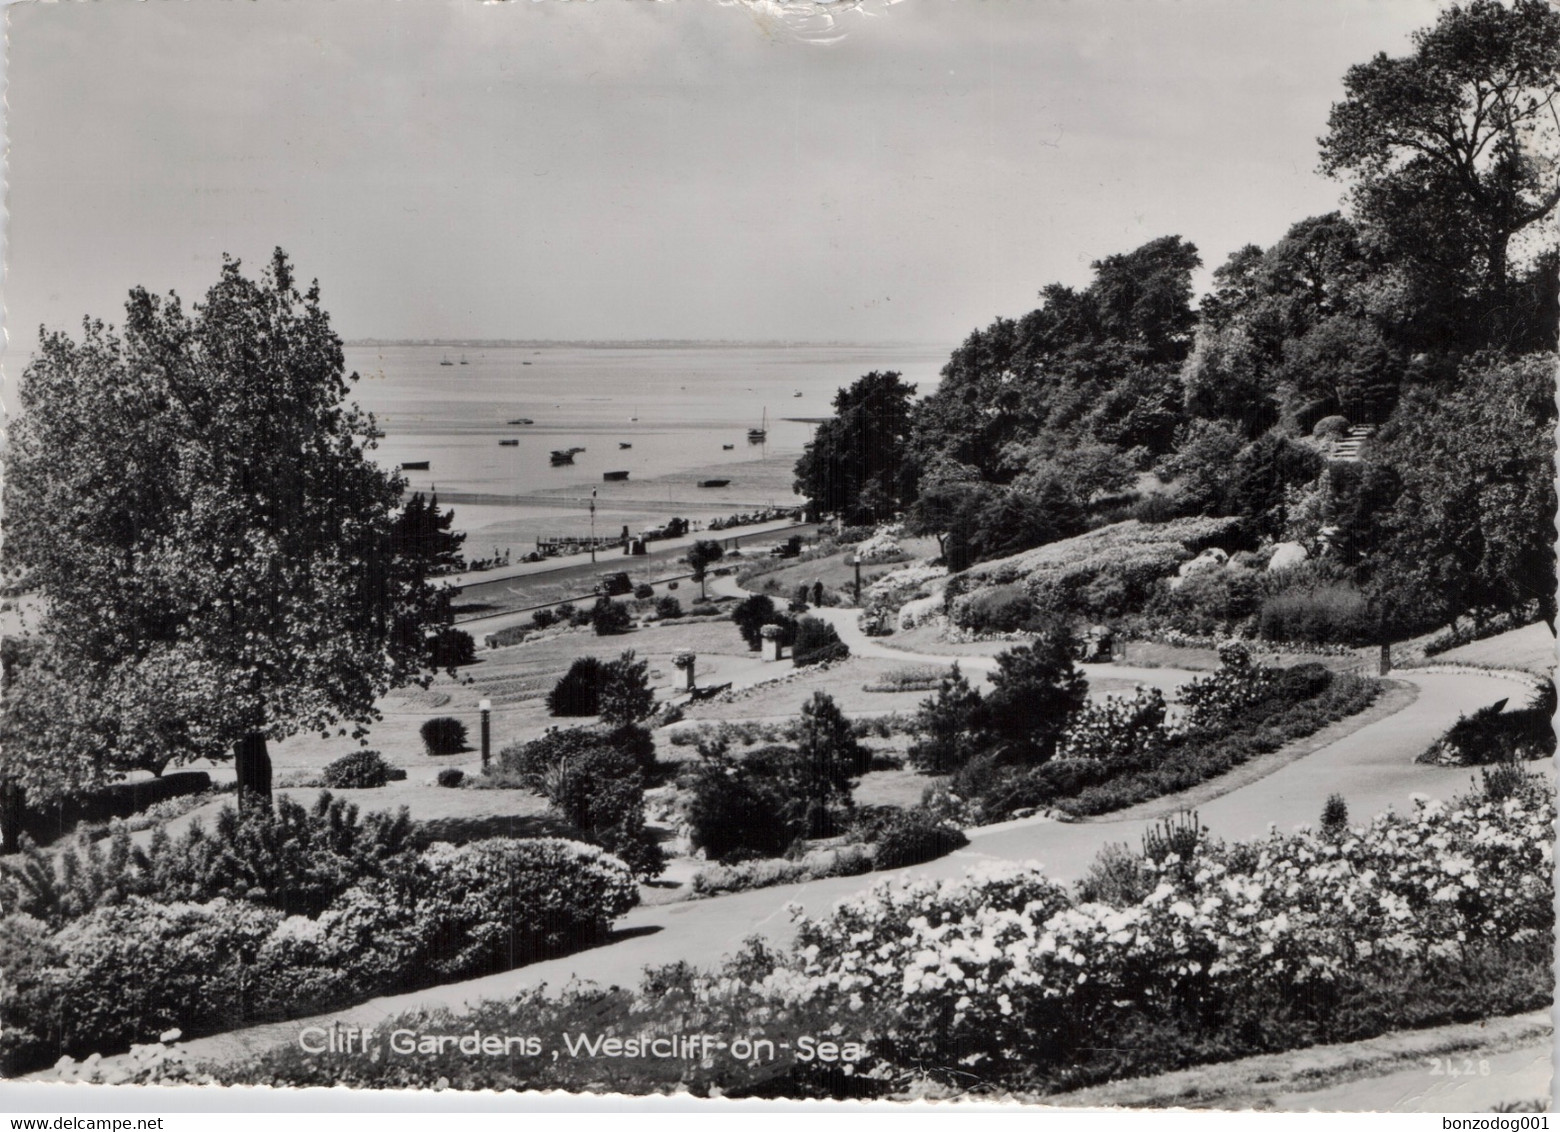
[343,342,947,546]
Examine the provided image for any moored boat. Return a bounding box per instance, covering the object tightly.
[499,439,519,446]
[603,470,630,482]
[698,478,731,488]
[401,460,430,470]
[507,418,535,425]
[550,450,575,465]
[619,442,633,449]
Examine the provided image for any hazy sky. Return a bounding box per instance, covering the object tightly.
[3,0,1444,354]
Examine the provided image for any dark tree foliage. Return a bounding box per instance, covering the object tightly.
[910,235,1201,482]
[793,371,917,522]
[732,594,781,651]
[980,628,1090,765]
[909,664,985,774]
[1320,0,1560,351]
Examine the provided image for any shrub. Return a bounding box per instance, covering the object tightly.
[792,616,849,667]
[982,629,1089,763]
[412,839,638,980]
[494,727,608,781]
[420,716,469,756]
[48,898,281,1059]
[606,723,656,771]
[593,596,632,636]
[690,844,873,897]
[908,664,984,774]
[429,627,477,668]
[633,583,655,600]
[1074,841,1154,907]
[1257,582,1373,645]
[871,811,968,870]
[437,768,465,788]
[1178,641,1276,731]
[1418,683,1556,767]
[548,656,605,716]
[1321,793,1349,835]
[733,594,780,650]
[654,595,683,620]
[321,749,395,789]
[1313,414,1350,439]
[539,745,663,878]
[599,650,655,726]
[531,608,556,629]
[682,758,792,862]
[1056,685,1169,766]
[962,584,1036,633]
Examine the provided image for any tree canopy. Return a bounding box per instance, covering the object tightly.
[1320,0,1560,349]
[1,250,447,808]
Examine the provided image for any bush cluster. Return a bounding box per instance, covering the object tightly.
[220,779,1553,1099]
[420,717,469,756]
[1418,681,1557,767]
[321,749,396,789]
[791,617,848,667]
[0,799,638,1073]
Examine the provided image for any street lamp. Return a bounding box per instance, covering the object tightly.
[589,488,597,563]
[479,698,492,771]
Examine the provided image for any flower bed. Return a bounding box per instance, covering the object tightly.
[211,777,1553,1099]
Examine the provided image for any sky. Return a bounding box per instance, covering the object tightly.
[1,0,1447,356]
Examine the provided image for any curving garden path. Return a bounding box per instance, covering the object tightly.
[156,577,1549,1075]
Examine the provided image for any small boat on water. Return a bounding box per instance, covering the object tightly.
[698,478,731,488]
[603,470,630,482]
[498,439,519,447]
[439,356,454,367]
[507,418,534,425]
[568,446,586,454]
[794,391,803,398]
[401,460,430,470]
[459,354,469,365]
[747,407,768,443]
[619,442,633,449]
[722,443,735,450]
[550,450,575,466]
[522,361,532,366]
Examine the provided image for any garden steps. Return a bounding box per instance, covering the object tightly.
[1328,424,1376,462]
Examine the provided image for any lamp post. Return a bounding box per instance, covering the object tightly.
[589,489,597,564]
[479,698,492,771]
[852,555,862,605]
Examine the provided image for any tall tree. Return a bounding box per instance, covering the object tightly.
[1,251,447,812]
[793,371,917,522]
[1319,0,1560,348]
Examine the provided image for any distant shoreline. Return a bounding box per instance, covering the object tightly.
[344,338,946,350]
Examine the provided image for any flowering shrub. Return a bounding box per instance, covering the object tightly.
[898,594,945,631]
[1178,642,1276,731]
[322,749,395,787]
[691,844,874,898]
[1056,686,1169,765]
[863,562,945,611]
[854,530,907,564]
[775,780,1553,1077]
[412,838,638,979]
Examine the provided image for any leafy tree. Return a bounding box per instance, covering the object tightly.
[598,650,655,727]
[1364,352,1557,634]
[732,594,781,651]
[793,371,917,521]
[792,617,848,667]
[909,664,985,774]
[685,540,724,600]
[981,628,1089,764]
[1320,0,1560,349]
[682,757,792,861]
[0,251,446,812]
[547,657,605,717]
[541,746,662,878]
[904,460,987,560]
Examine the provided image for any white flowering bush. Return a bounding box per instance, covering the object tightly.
[855,529,908,564]
[770,781,1553,1075]
[1178,641,1276,731]
[1056,686,1169,765]
[864,562,945,610]
[898,594,945,631]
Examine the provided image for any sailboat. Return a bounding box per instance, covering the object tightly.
[459,354,469,365]
[439,355,454,367]
[747,407,767,443]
